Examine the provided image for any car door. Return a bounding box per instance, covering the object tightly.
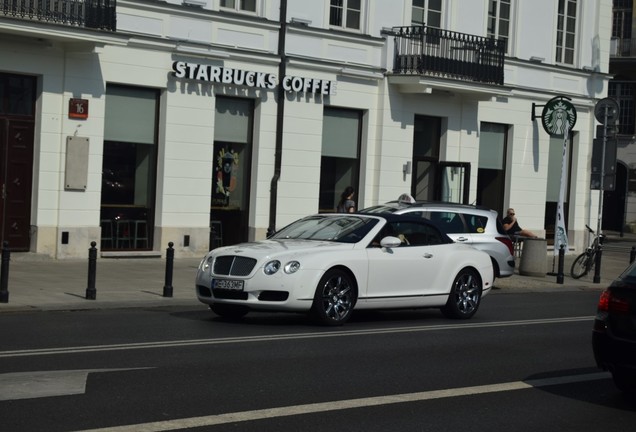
[427,210,473,246]
[364,221,450,306]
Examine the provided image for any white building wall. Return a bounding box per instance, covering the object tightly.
[0,0,614,258]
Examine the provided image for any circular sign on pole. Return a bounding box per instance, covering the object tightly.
[541,96,577,137]
[594,97,619,125]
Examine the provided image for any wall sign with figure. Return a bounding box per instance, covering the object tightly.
[539,96,577,138]
[212,144,239,207]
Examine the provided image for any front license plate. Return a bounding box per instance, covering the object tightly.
[213,279,244,291]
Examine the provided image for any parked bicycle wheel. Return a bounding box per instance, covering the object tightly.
[571,251,591,279]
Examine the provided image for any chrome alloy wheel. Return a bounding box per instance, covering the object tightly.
[312,269,357,325]
[442,268,482,319]
[454,271,480,314]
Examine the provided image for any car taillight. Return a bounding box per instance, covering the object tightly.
[597,289,630,314]
[496,236,514,256]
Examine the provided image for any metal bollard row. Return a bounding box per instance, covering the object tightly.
[84,241,176,301]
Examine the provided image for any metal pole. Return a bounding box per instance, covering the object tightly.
[556,244,564,284]
[593,235,604,284]
[594,107,609,283]
[86,241,97,300]
[0,241,10,303]
[163,242,174,298]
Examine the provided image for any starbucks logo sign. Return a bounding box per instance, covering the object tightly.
[541,96,577,137]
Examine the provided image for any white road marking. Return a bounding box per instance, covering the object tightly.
[0,316,593,358]
[74,372,610,432]
[0,368,152,401]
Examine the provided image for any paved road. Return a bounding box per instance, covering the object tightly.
[1,290,635,431]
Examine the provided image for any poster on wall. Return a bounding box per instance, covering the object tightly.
[212,143,239,207]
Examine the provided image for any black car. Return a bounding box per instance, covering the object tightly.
[592,261,636,393]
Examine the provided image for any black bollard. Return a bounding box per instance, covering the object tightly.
[0,241,10,303]
[631,246,636,264]
[86,241,97,300]
[556,244,564,284]
[593,237,603,284]
[163,242,174,298]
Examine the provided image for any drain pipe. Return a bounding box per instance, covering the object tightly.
[268,0,287,236]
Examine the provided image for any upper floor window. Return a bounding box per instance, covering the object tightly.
[220,0,256,13]
[487,0,511,53]
[330,0,361,30]
[412,0,441,28]
[609,81,635,135]
[555,0,577,65]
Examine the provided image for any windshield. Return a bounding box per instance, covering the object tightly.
[359,204,402,214]
[271,215,378,243]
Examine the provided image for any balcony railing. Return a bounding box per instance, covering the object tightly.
[0,0,116,31]
[611,37,636,57]
[389,26,506,86]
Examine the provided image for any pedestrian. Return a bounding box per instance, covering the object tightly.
[336,186,356,213]
[502,208,536,237]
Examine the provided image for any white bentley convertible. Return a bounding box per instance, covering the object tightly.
[196,213,494,325]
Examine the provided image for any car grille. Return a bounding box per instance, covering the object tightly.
[213,289,249,300]
[213,256,257,276]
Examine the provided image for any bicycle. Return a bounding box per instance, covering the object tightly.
[570,224,604,279]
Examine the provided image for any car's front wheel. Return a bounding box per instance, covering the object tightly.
[311,269,357,326]
[441,268,482,319]
[210,304,249,320]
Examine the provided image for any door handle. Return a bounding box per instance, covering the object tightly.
[456,237,469,242]
[423,253,433,259]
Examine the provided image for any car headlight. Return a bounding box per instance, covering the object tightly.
[264,260,281,275]
[284,261,301,274]
[200,256,213,272]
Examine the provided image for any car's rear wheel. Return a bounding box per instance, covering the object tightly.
[612,367,636,394]
[311,269,357,326]
[441,268,482,319]
[210,304,249,320]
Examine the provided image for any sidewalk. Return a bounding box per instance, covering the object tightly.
[0,233,635,312]
[493,231,636,292]
[0,254,203,312]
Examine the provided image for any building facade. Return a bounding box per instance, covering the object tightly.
[0,0,612,258]
[609,0,636,234]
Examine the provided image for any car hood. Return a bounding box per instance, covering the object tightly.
[209,239,355,258]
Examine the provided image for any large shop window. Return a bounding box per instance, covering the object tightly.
[319,108,361,212]
[211,97,253,248]
[412,115,441,201]
[101,85,158,251]
[477,122,507,214]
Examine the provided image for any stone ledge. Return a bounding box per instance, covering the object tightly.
[100,251,162,259]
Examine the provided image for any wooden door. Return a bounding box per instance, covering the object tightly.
[0,119,34,250]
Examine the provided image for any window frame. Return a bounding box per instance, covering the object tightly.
[329,0,364,32]
[219,0,257,14]
[555,0,578,65]
[487,0,513,55]
[411,0,442,29]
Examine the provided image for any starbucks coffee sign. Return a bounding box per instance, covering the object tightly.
[541,96,577,137]
[172,61,337,96]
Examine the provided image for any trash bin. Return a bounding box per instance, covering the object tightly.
[518,237,547,277]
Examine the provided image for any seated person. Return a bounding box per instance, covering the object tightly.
[502,208,537,238]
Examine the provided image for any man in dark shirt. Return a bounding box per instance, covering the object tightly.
[502,208,536,237]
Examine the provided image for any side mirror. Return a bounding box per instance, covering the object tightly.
[380,236,402,248]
